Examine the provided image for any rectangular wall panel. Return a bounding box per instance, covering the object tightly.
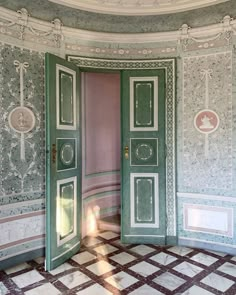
[184,204,233,237]
[56,64,76,130]
[130,173,159,228]
[56,177,77,246]
[130,77,158,131]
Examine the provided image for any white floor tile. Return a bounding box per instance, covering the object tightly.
[153,272,186,291]
[150,252,177,265]
[0,282,9,295]
[93,244,118,255]
[201,273,234,292]
[105,271,138,290]
[110,252,136,265]
[129,284,164,295]
[181,285,214,295]
[98,231,119,240]
[130,245,155,256]
[11,270,44,288]
[24,283,61,295]
[83,237,102,247]
[72,251,96,264]
[129,261,160,277]
[206,250,227,257]
[76,283,112,295]
[59,271,91,289]
[4,262,30,274]
[86,260,115,276]
[190,253,218,266]
[173,261,203,277]
[217,262,236,277]
[168,246,193,256]
[49,262,74,275]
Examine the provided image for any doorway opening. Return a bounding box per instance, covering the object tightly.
[82,71,121,235]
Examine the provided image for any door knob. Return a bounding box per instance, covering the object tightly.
[124,146,129,159]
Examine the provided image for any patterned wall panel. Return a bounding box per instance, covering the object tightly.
[0,44,45,266]
[181,52,233,195]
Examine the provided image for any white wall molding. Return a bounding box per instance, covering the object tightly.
[0,6,236,55]
[178,192,236,203]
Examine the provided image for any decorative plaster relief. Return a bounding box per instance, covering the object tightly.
[0,8,63,48]
[182,52,233,191]
[179,16,234,51]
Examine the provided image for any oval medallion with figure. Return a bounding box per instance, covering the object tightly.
[194,109,219,134]
[8,106,35,133]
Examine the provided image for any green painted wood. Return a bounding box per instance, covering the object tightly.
[121,69,166,244]
[45,53,81,271]
[59,70,74,126]
[134,176,155,223]
[134,81,154,128]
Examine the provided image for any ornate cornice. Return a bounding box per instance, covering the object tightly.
[0,6,235,55]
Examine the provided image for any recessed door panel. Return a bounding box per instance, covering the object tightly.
[131,173,159,228]
[56,65,76,130]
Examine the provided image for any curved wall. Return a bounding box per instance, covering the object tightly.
[0,0,236,33]
[0,2,236,269]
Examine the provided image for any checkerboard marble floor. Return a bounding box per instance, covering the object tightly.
[1,230,236,294]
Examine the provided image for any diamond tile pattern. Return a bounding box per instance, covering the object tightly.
[1,230,236,295]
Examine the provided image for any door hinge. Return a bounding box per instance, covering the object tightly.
[165,144,168,158]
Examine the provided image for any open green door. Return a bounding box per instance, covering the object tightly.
[121,69,166,244]
[45,53,81,270]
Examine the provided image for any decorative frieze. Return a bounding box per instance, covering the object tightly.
[178,16,236,51]
[1,6,236,55]
[65,43,177,57]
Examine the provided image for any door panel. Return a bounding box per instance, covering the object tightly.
[45,53,81,271]
[121,69,166,244]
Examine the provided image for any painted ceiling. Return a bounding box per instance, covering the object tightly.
[48,0,229,15]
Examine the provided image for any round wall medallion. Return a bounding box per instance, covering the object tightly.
[194,109,219,134]
[8,106,35,133]
[60,143,74,165]
[135,143,153,161]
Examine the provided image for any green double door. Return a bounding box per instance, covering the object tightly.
[45,53,166,270]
